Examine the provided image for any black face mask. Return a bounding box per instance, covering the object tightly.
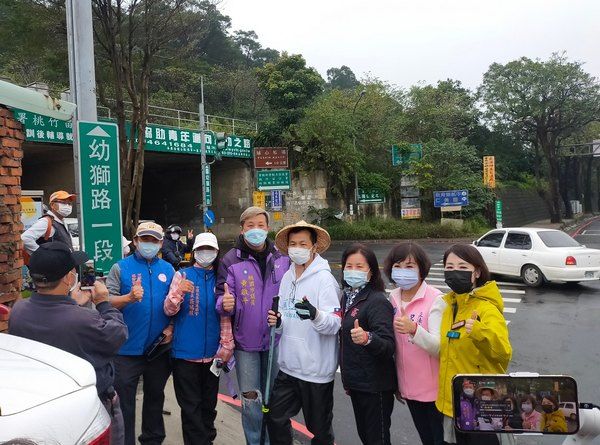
[444,270,474,294]
[542,405,555,414]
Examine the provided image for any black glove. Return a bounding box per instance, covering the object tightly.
[295,297,317,320]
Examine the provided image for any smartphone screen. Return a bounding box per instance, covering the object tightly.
[80,260,96,289]
[453,374,579,435]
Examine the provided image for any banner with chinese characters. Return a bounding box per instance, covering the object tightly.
[357,188,385,204]
[483,155,496,188]
[401,208,422,219]
[14,108,74,144]
[77,121,123,275]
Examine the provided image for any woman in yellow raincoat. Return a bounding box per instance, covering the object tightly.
[435,244,512,445]
[541,396,567,433]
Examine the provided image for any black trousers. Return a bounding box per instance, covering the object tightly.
[349,390,395,445]
[113,353,172,445]
[454,431,500,445]
[172,359,219,445]
[267,371,335,445]
[406,399,444,445]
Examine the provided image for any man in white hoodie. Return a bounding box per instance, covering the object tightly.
[266,221,341,445]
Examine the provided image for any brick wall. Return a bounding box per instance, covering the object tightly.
[0,106,24,331]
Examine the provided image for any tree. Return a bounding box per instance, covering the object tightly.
[326,65,359,90]
[480,54,600,222]
[92,0,196,236]
[256,53,324,144]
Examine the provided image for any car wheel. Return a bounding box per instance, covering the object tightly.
[521,264,544,287]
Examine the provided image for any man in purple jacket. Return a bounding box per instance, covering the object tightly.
[216,206,290,445]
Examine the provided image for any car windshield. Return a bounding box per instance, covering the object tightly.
[537,230,581,248]
[67,222,79,237]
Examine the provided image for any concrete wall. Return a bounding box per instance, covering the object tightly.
[280,170,330,229]
[0,106,25,331]
[497,186,550,227]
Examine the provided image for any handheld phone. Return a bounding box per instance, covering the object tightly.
[453,373,579,435]
[80,260,96,290]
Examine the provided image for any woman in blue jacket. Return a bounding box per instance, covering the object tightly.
[164,232,233,445]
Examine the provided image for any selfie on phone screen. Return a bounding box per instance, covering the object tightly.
[453,375,579,435]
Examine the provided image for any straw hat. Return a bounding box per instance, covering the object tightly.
[275,220,331,254]
[475,386,499,399]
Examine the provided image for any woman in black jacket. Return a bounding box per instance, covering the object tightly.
[340,243,397,445]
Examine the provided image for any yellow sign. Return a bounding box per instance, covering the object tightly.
[273,211,283,221]
[483,156,496,188]
[253,191,266,209]
[401,208,421,219]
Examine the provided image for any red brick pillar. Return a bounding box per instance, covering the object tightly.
[0,105,25,331]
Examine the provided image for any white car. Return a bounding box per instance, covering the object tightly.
[474,228,600,287]
[0,334,111,444]
[64,217,80,251]
[559,401,578,421]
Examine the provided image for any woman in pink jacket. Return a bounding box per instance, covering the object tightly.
[384,242,447,445]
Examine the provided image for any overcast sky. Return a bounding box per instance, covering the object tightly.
[220,0,600,90]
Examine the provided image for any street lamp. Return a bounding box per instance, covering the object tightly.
[352,90,367,215]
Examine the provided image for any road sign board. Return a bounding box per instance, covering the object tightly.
[495,199,503,221]
[77,121,122,275]
[203,209,216,228]
[358,189,385,204]
[271,190,283,210]
[257,170,291,191]
[254,148,289,169]
[401,208,421,219]
[483,156,496,188]
[253,191,266,209]
[434,190,469,207]
[392,143,422,166]
[15,108,74,144]
[204,164,212,206]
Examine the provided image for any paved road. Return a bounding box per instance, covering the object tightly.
[220,224,600,445]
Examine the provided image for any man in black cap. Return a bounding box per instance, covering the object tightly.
[161,224,194,269]
[9,242,128,445]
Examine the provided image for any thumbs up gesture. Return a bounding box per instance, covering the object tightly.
[178,272,195,294]
[465,310,478,334]
[351,319,369,346]
[222,283,235,313]
[129,276,144,302]
[394,306,417,335]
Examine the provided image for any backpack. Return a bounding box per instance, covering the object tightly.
[23,215,53,266]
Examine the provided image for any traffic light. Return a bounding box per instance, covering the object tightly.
[216,132,227,152]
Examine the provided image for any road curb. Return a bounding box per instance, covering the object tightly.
[330,237,475,245]
[567,215,600,237]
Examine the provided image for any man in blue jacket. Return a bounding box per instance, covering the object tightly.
[107,222,175,445]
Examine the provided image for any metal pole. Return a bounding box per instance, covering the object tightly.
[352,90,366,218]
[199,76,207,231]
[66,0,98,249]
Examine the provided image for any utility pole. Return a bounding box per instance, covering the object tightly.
[352,90,367,218]
[66,0,97,247]
[199,77,208,231]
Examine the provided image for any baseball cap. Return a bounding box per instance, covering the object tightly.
[49,191,76,202]
[193,232,219,251]
[166,225,182,234]
[135,222,164,240]
[29,242,89,282]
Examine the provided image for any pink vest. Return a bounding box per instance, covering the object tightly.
[390,281,442,402]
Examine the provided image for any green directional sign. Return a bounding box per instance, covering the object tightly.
[358,188,385,204]
[392,143,423,166]
[257,170,291,191]
[204,164,212,206]
[78,121,123,275]
[495,199,503,222]
[14,108,74,144]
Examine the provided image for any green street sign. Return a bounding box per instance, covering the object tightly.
[257,170,291,191]
[495,199,503,221]
[78,121,123,275]
[14,108,74,144]
[204,164,212,206]
[358,188,385,204]
[392,143,423,166]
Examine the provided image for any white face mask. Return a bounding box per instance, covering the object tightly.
[57,203,73,217]
[123,245,131,256]
[171,233,180,241]
[68,271,78,293]
[195,249,218,267]
[464,388,475,397]
[481,396,492,401]
[288,247,312,265]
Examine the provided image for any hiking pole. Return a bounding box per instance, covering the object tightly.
[260,295,280,445]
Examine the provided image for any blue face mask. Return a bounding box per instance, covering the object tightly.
[344,270,369,289]
[391,268,420,290]
[137,241,161,260]
[244,228,268,247]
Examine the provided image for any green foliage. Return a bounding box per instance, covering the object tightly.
[326,65,359,90]
[324,217,489,241]
[408,139,495,217]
